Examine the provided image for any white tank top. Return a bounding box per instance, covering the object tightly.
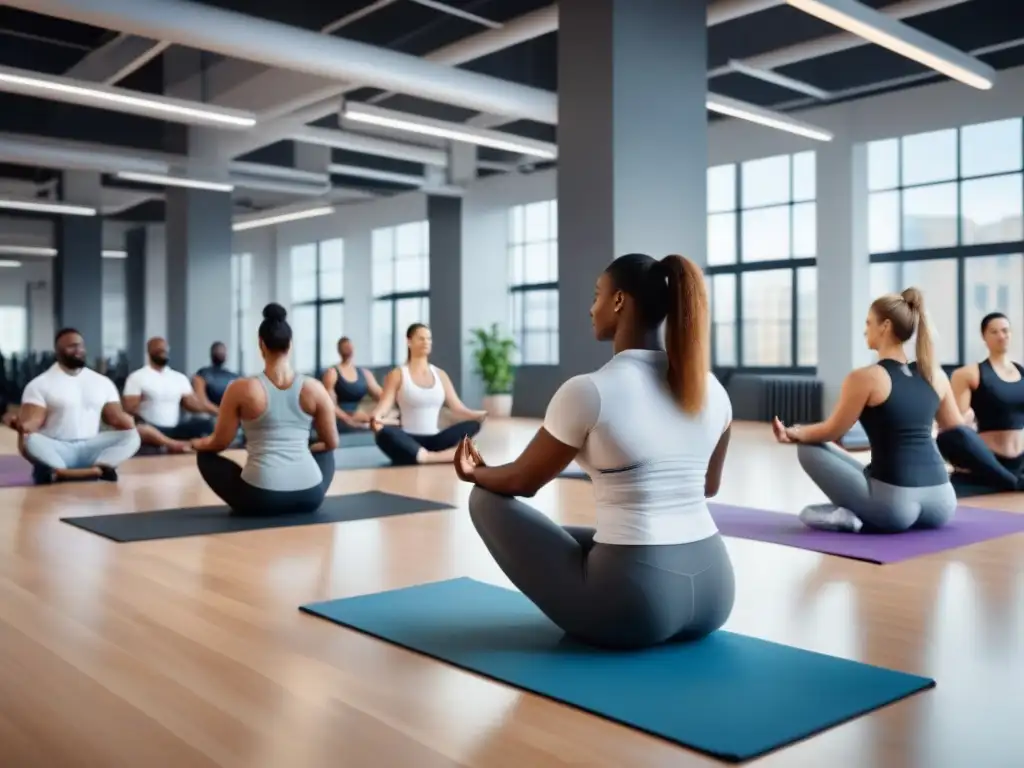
[397,364,445,436]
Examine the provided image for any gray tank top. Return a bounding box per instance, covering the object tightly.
[239,372,323,491]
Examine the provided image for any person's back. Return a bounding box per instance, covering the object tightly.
[859,359,947,487]
[549,350,731,545]
[240,372,322,491]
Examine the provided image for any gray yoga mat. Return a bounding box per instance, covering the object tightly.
[60,490,455,542]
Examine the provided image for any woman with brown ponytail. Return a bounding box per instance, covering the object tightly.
[452,253,736,650]
[773,288,962,533]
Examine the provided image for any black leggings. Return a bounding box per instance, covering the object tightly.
[196,450,335,515]
[153,419,215,440]
[937,425,1024,491]
[374,421,481,465]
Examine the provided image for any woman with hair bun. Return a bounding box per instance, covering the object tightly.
[191,303,340,515]
[773,287,962,533]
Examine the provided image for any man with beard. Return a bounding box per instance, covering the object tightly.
[192,341,239,414]
[16,328,141,484]
[123,337,214,452]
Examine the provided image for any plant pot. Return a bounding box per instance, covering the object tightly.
[482,393,513,418]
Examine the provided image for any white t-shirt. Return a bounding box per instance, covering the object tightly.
[20,364,121,441]
[543,349,732,546]
[123,365,193,427]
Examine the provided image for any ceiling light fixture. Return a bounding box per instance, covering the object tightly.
[706,93,834,142]
[785,0,994,90]
[0,245,57,256]
[232,205,335,232]
[116,171,235,192]
[102,250,128,259]
[0,260,22,268]
[0,198,97,216]
[0,64,258,127]
[343,102,557,159]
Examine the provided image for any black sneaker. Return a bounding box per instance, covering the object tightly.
[31,465,54,485]
[98,466,118,483]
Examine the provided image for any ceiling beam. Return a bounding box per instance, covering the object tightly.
[63,33,169,85]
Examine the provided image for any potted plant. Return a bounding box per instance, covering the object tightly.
[470,323,517,417]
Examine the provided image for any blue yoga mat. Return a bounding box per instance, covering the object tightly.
[301,578,935,762]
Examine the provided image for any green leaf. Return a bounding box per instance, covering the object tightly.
[468,323,518,395]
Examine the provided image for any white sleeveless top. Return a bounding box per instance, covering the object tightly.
[543,349,733,546]
[397,364,445,436]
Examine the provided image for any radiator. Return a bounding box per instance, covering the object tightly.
[726,374,823,424]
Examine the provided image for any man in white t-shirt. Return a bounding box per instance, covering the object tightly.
[16,328,141,484]
[122,337,214,452]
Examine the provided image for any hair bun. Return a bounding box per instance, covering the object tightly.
[262,302,287,322]
[901,287,923,311]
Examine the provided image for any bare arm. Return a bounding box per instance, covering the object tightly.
[934,369,966,432]
[192,381,244,452]
[303,379,340,451]
[949,364,978,425]
[782,369,873,444]
[191,375,219,415]
[101,401,136,430]
[370,369,402,422]
[121,394,142,416]
[465,427,577,498]
[322,367,361,427]
[16,403,46,434]
[180,391,206,414]
[363,369,384,400]
[705,425,732,498]
[438,368,485,422]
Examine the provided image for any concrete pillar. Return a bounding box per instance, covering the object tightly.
[427,194,463,387]
[125,226,147,369]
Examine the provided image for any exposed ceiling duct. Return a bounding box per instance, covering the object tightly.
[288,127,450,167]
[8,0,559,125]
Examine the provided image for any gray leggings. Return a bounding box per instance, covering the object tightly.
[468,487,736,649]
[797,442,957,532]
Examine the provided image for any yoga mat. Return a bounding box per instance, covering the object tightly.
[0,454,32,487]
[709,502,1024,564]
[61,490,454,542]
[333,445,393,470]
[300,578,935,763]
[837,421,870,452]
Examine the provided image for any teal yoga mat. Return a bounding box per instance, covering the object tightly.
[301,578,935,762]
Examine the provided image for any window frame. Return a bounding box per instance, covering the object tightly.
[230,252,253,373]
[508,199,559,366]
[371,222,430,367]
[706,153,818,375]
[868,119,1024,366]
[289,240,345,376]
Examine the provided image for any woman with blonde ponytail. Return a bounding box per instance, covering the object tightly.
[773,287,963,533]
[452,253,735,650]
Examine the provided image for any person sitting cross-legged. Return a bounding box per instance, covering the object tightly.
[16,328,141,484]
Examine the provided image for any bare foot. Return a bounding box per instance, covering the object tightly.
[418,446,458,464]
[53,467,103,482]
[166,441,192,454]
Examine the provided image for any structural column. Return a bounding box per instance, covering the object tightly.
[427,193,463,389]
[816,135,872,411]
[125,226,147,370]
[165,187,234,375]
[53,170,103,363]
[557,0,709,379]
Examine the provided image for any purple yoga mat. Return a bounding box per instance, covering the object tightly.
[709,503,1024,564]
[0,454,33,488]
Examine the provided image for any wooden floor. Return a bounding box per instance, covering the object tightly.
[0,420,1021,768]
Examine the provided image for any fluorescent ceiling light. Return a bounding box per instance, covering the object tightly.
[343,103,557,160]
[706,93,834,142]
[327,163,425,186]
[232,205,335,232]
[0,245,56,256]
[728,59,832,100]
[116,171,235,192]
[0,260,22,268]
[0,65,257,128]
[102,250,128,259]
[785,0,994,90]
[0,198,97,216]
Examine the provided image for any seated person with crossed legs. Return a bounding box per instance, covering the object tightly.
[321,336,387,432]
[191,304,339,516]
[454,254,735,650]
[15,328,140,484]
[937,312,1024,492]
[370,323,486,465]
[192,341,240,415]
[123,337,214,452]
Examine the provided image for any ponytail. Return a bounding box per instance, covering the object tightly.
[661,255,709,413]
[902,286,934,384]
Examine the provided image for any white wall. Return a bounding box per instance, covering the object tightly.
[0,259,52,354]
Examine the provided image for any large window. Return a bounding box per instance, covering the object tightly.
[290,239,344,375]
[0,305,27,357]
[706,151,818,370]
[230,253,253,373]
[372,221,429,366]
[508,199,558,365]
[101,257,126,360]
[868,118,1024,365]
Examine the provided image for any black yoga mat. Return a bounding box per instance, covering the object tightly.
[60,490,455,542]
[333,446,394,470]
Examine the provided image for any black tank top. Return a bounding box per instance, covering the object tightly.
[859,359,948,488]
[333,366,368,412]
[970,359,1024,432]
[196,365,239,406]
